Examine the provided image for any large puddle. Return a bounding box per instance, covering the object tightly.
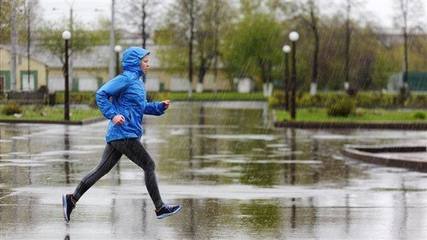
[1,102,427,239]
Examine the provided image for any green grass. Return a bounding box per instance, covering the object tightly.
[0,105,102,121]
[150,92,267,101]
[275,108,427,123]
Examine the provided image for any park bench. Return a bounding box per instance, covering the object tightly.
[6,91,47,104]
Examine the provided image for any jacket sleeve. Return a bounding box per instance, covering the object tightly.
[96,77,130,120]
[144,101,165,116]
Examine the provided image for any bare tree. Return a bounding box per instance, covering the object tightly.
[188,0,195,97]
[25,0,31,91]
[212,0,220,93]
[393,0,424,101]
[299,0,320,95]
[109,0,116,80]
[157,0,233,94]
[343,0,364,94]
[119,0,159,48]
[163,0,201,96]
[196,0,229,93]
[10,0,17,91]
[344,0,351,93]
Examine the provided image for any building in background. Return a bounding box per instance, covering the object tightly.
[0,43,231,93]
[0,45,48,92]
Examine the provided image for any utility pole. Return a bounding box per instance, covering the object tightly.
[109,0,116,80]
[10,0,17,91]
[142,0,147,49]
[69,6,74,91]
[27,0,31,91]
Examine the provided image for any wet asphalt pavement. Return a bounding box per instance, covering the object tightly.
[1,102,427,239]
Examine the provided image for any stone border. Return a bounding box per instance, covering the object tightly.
[342,145,427,172]
[0,117,105,125]
[274,121,427,130]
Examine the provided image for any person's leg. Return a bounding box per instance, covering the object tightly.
[63,143,122,222]
[110,139,164,210]
[73,143,123,201]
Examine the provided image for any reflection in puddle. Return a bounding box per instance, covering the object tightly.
[0,102,427,239]
[203,134,277,141]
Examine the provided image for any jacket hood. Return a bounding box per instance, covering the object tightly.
[121,47,150,77]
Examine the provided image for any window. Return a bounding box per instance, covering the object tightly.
[0,75,4,92]
[145,78,160,92]
[21,71,37,91]
[79,77,98,91]
[170,77,190,91]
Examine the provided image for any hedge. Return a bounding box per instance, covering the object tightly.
[269,91,427,109]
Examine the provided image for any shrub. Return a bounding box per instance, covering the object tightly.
[326,96,355,117]
[2,102,22,115]
[298,94,322,108]
[355,108,366,117]
[89,98,98,108]
[413,112,426,120]
[268,91,285,108]
[355,92,398,108]
[38,85,49,94]
[406,95,427,108]
[55,91,95,104]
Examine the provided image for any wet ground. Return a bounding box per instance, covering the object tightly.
[1,102,427,239]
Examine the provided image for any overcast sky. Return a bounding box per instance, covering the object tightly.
[38,0,427,29]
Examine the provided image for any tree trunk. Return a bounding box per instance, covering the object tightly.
[10,0,17,91]
[188,0,194,97]
[309,4,319,96]
[197,57,208,93]
[27,1,31,91]
[109,0,116,79]
[344,0,351,93]
[403,28,409,87]
[213,0,220,94]
[142,0,147,49]
[400,0,409,103]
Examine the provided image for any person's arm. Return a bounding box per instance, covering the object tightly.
[96,76,130,120]
[144,99,170,116]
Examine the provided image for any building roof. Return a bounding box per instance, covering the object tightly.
[0,44,162,69]
[0,44,48,67]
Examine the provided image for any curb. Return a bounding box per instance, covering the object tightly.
[274,121,427,130]
[0,117,105,125]
[342,145,427,172]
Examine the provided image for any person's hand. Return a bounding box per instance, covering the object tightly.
[162,100,170,110]
[112,114,125,125]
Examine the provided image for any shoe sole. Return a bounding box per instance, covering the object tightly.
[156,205,182,219]
[62,194,69,223]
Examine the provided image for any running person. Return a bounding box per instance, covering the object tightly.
[62,47,181,222]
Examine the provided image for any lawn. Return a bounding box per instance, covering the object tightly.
[150,92,267,101]
[0,105,102,122]
[275,108,427,123]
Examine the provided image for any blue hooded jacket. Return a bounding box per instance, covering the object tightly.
[96,47,165,143]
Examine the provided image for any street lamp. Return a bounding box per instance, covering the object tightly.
[282,45,291,111]
[289,31,299,120]
[114,45,122,76]
[62,30,71,121]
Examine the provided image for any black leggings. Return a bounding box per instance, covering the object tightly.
[73,139,164,209]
